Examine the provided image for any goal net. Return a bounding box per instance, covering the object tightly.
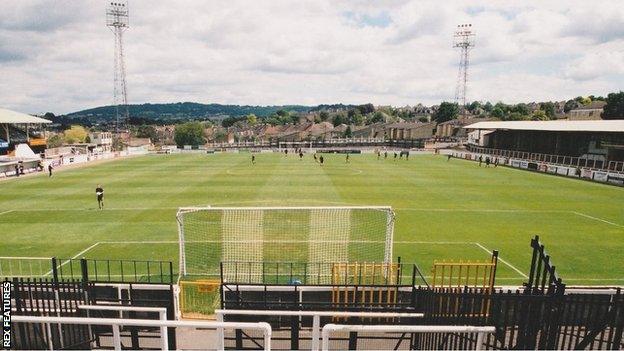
[177,206,394,282]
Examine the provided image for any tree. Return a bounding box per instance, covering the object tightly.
[246,114,258,126]
[505,112,529,121]
[483,102,493,113]
[174,122,206,147]
[136,125,158,141]
[531,110,548,121]
[212,130,227,142]
[332,113,347,126]
[564,99,578,113]
[348,109,364,125]
[433,102,459,123]
[47,134,63,148]
[64,125,88,144]
[357,103,375,115]
[344,126,353,138]
[603,91,624,119]
[467,101,481,114]
[491,107,504,119]
[319,111,330,121]
[512,103,529,115]
[540,102,556,119]
[222,116,243,128]
[370,111,385,123]
[575,96,591,105]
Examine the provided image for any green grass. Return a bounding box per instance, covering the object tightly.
[0,152,623,286]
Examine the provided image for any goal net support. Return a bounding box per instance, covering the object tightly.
[177,206,395,282]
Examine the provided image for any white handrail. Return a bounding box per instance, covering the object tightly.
[77,305,168,350]
[215,309,424,351]
[321,324,496,351]
[12,315,272,351]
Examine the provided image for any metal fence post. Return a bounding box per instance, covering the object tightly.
[51,257,59,284]
[80,258,89,283]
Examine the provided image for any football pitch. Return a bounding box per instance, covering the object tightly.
[0,152,622,286]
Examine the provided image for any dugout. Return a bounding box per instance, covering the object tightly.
[465,120,624,163]
[0,107,51,156]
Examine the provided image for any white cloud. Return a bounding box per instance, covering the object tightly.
[0,0,622,114]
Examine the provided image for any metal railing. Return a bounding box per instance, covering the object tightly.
[12,315,273,351]
[466,145,624,172]
[55,257,174,284]
[320,324,496,351]
[216,309,424,351]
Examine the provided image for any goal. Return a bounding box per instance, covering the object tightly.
[177,206,395,280]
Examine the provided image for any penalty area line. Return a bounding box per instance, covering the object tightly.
[571,211,624,228]
[0,210,14,216]
[474,242,528,279]
[44,242,101,276]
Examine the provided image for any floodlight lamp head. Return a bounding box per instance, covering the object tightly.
[106,0,129,28]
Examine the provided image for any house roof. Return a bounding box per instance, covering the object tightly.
[464,120,624,133]
[0,108,51,124]
[572,101,607,111]
[438,117,493,126]
[126,138,152,147]
[386,122,436,129]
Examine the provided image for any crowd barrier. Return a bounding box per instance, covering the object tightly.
[0,150,149,179]
[450,151,624,186]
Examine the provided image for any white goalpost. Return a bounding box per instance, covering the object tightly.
[177,206,395,281]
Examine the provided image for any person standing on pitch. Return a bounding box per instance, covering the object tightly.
[319,155,324,166]
[345,154,350,163]
[251,154,256,164]
[478,155,483,167]
[48,163,53,177]
[96,184,104,210]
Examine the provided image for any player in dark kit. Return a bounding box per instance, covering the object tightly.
[96,184,104,210]
[319,155,324,166]
[48,164,53,176]
[251,154,256,164]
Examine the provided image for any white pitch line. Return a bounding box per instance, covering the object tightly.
[474,242,528,279]
[0,210,14,216]
[394,241,474,244]
[70,242,101,259]
[99,240,178,244]
[572,211,624,228]
[44,242,101,276]
[396,208,569,213]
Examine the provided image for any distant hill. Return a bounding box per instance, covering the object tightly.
[60,102,314,125]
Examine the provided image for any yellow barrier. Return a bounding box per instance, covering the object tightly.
[331,262,400,322]
[431,251,498,290]
[430,251,499,318]
[179,280,221,319]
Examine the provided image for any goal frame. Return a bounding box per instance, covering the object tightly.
[177,206,395,277]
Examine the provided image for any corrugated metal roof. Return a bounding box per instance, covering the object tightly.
[0,108,52,124]
[464,120,624,132]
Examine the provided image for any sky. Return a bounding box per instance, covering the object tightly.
[1,0,623,115]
